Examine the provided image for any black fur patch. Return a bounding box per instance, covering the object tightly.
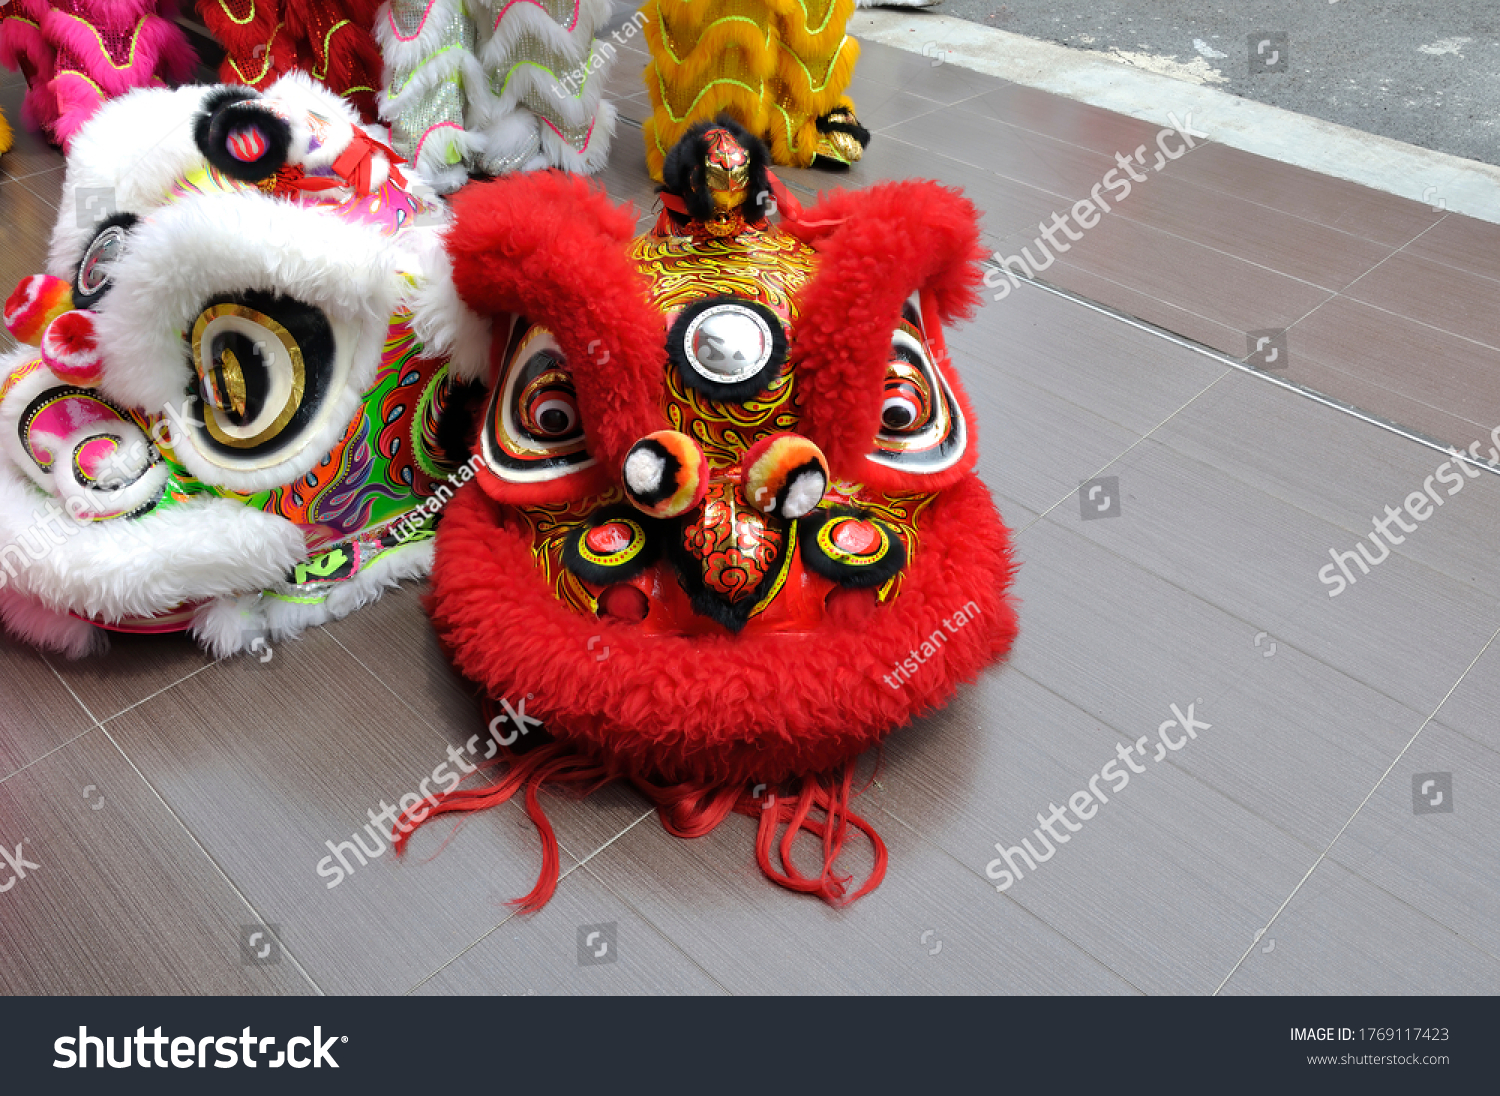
[799,507,907,588]
[657,114,773,227]
[563,506,661,585]
[434,375,487,469]
[194,86,291,183]
[666,296,786,404]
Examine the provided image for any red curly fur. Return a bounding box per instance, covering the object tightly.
[445,173,667,495]
[786,179,987,492]
[427,475,1016,788]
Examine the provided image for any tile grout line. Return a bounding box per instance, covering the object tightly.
[919,107,1387,293]
[40,650,101,726]
[320,620,481,751]
[401,808,654,994]
[1211,619,1500,995]
[87,713,329,996]
[1006,271,1500,479]
[0,725,98,788]
[576,856,735,995]
[875,804,1148,994]
[1017,368,1232,532]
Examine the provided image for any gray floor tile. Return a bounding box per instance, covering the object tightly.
[1326,722,1500,960]
[875,667,1316,994]
[968,369,1142,519]
[411,856,727,995]
[0,729,317,994]
[1155,370,1500,604]
[99,627,633,994]
[51,632,217,725]
[1428,636,1500,753]
[955,278,1228,437]
[0,638,95,781]
[1051,433,1500,717]
[0,79,62,182]
[580,796,1140,994]
[1218,859,1500,995]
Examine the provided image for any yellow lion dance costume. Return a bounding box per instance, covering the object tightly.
[641,0,869,180]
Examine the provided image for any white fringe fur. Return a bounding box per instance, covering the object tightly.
[0,457,307,622]
[191,537,435,657]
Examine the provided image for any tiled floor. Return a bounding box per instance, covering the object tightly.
[0,38,1497,996]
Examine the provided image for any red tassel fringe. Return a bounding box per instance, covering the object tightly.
[392,700,888,912]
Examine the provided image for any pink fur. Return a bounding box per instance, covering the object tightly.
[49,69,105,147]
[0,588,107,659]
[43,10,184,94]
[0,6,58,132]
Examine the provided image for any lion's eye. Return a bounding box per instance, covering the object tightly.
[519,366,581,440]
[881,369,931,434]
[189,294,333,459]
[479,325,594,484]
[74,216,137,309]
[868,293,967,475]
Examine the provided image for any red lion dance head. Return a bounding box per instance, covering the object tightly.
[402,119,1018,908]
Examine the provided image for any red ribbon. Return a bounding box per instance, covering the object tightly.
[274,128,409,197]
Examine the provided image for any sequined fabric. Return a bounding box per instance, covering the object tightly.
[376,0,615,188]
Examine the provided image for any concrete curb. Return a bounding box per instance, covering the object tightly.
[854,11,1500,225]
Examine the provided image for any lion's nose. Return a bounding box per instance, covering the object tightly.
[741,432,828,519]
[622,430,708,518]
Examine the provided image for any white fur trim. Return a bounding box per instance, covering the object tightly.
[473,1,605,70]
[624,446,664,494]
[403,230,494,380]
[0,458,307,621]
[190,537,434,655]
[259,72,366,179]
[49,85,221,283]
[90,191,402,493]
[375,0,469,61]
[538,97,615,173]
[0,586,107,658]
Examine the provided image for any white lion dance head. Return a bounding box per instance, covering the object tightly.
[0,72,489,657]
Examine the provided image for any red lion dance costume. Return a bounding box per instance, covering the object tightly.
[0,0,195,146]
[196,0,384,122]
[396,120,1018,907]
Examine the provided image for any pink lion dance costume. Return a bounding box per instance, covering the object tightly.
[0,0,195,146]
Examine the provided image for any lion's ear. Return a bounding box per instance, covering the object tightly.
[786,179,985,491]
[193,86,293,184]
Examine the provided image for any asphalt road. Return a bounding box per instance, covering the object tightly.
[919,0,1500,168]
